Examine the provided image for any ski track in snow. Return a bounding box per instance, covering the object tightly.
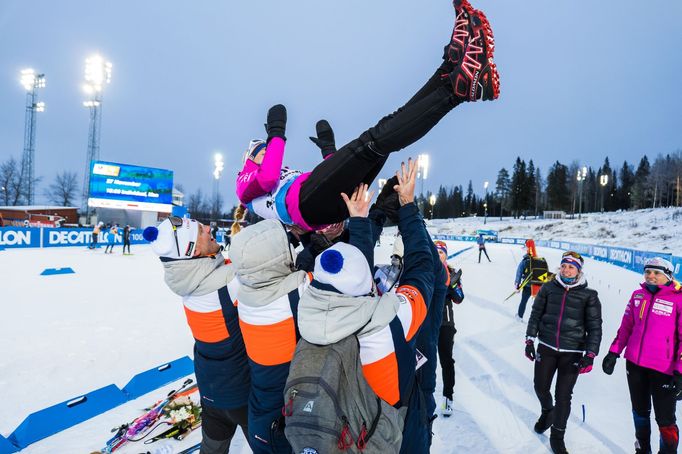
[1,237,680,452]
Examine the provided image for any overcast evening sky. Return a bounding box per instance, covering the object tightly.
[1,1,681,209]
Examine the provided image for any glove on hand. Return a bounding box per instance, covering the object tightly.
[265,104,287,141]
[673,372,682,401]
[601,351,619,375]
[525,339,536,361]
[370,176,400,224]
[578,352,596,374]
[309,119,336,159]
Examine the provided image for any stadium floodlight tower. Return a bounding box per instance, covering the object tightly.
[82,54,112,222]
[19,69,46,205]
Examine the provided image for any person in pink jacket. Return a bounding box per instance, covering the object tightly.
[235,0,501,231]
[602,257,682,454]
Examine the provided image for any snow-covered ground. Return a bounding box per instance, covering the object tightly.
[1,232,680,453]
[428,207,682,255]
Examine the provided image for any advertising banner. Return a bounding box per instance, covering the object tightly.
[0,227,40,249]
[87,161,173,213]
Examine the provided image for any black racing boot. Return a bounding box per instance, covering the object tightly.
[550,426,569,454]
[534,407,554,434]
[309,119,336,159]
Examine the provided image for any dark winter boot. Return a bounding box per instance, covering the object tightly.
[550,426,569,454]
[534,407,554,434]
[658,424,679,454]
[309,119,336,159]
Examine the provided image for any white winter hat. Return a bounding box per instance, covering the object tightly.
[644,257,675,281]
[314,242,373,297]
[392,235,404,258]
[143,217,200,259]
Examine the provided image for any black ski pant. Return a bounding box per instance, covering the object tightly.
[626,360,679,453]
[534,344,582,431]
[438,324,457,400]
[299,61,460,225]
[122,239,131,254]
[200,404,250,454]
[90,233,98,248]
[517,286,532,319]
[478,247,491,263]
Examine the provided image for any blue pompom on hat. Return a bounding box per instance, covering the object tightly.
[144,217,200,259]
[314,242,373,297]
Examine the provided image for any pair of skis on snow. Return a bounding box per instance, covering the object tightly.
[100,378,200,453]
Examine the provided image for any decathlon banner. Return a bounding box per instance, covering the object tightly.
[87,161,173,213]
[41,228,150,248]
[0,227,40,249]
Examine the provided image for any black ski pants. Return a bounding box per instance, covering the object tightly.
[299,61,459,225]
[122,239,131,254]
[478,246,491,263]
[438,325,457,400]
[626,360,679,453]
[534,344,582,431]
[200,404,250,454]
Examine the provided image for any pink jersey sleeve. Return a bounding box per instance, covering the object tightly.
[235,137,286,204]
[609,293,636,355]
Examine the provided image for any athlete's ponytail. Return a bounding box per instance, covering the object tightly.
[231,205,247,236]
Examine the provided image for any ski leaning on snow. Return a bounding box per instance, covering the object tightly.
[503,274,532,302]
[99,378,197,453]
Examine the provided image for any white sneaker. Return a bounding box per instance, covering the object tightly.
[442,398,453,417]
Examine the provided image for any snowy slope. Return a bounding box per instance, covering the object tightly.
[1,237,680,453]
[428,207,682,255]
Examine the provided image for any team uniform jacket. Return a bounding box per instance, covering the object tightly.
[229,219,311,450]
[609,283,682,376]
[298,203,435,407]
[161,255,250,410]
[526,273,603,354]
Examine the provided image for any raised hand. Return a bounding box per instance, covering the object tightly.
[341,183,375,218]
[266,104,287,141]
[393,158,418,206]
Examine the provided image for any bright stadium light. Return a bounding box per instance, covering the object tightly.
[19,68,46,205]
[82,54,113,223]
[378,178,387,189]
[213,153,224,180]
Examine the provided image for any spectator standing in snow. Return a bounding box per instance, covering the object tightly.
[477,233,491,263]
[515,245,533,320]
[602,257,682,454]
[104,224,118,254]
[434,240,465,417]
[89,221,103,249]
[143,217,252,453]
[122,225,132,255]
[525,251,602,454]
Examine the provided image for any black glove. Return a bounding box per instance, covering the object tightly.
[525,339,536,361]
[370,176,400,224]
[577,352,595,374]
[673,372,682,401]
[309,119,336,159]
[265,104,287,141]
[601,351,619,375]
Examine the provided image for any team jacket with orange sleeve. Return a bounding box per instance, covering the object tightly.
[298,202,435,408]
[229,219,311,452]
[161,255,250,410]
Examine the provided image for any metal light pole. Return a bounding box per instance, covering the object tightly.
[599,174,608,212]
[417,154,429,215]
[429,194,436,220]
[19,69,46,205]
[483,180,489,224]
[213,152,224,219]
[577,166,587,219]
[82,55,112,223]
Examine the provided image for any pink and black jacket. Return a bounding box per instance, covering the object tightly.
[609,283,682,376]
